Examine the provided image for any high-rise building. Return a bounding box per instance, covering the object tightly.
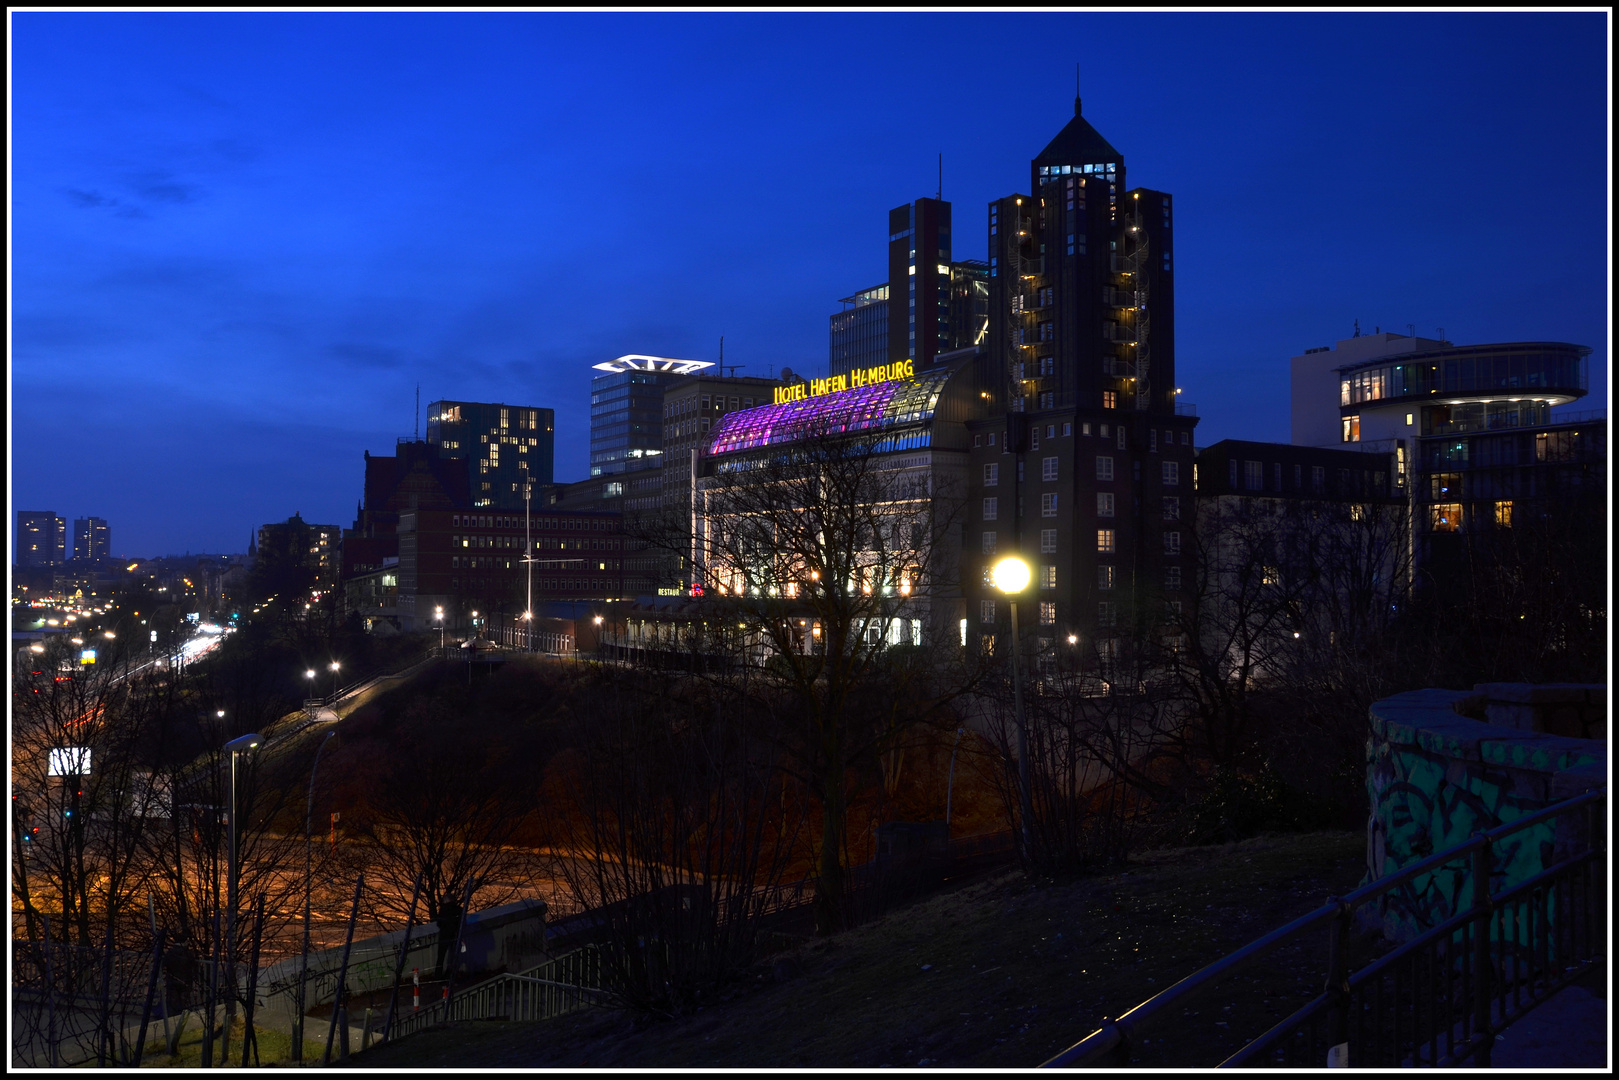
[964,92,1195,668]
[16,512,67,567]
[829,199,990,378]
[426,400,555,510]
[830,284,889,377]
[589,355,714,477]
[72,517,111,562]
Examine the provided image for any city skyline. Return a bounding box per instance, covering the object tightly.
[10,10,1610,558]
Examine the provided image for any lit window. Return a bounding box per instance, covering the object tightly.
[1102,390,1117,409]
[1041,493,1059,517]
[1097,564,1115,590]
[982,531,998,554]
[1042,456,1058,481]
[1097,492,1115,517]
[1082,422,1092,436]
[1406,412,1415,427]
[1162,461,1180,486]
[1097,529,1115,553]
[1038,601,1057,626]
[1430,504,1462,532]
[1040,528,1057,553]
[1342,415,1361,442]
[1096,456,1114,481]
[982,497,998,521]
[1041,565,1057,589]
[1494,500,1513,527]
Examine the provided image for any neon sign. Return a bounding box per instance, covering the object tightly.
[773,359,914,405]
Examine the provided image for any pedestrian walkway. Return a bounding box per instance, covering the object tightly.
[1489,965,1608,1069]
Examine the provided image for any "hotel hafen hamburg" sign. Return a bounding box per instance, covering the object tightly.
[773,359,914,405]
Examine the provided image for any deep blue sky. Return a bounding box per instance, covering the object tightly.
[10,11,1610,558]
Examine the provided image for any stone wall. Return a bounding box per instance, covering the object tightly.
[1362,685,1605,943]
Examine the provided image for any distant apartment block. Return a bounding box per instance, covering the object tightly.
[16,511,67,567]
[73,516,111,562]
[427,400,556,510]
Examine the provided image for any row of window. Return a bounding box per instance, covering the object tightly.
[666,393,761,419]
[451,514,614,532]
[981,528,1180,555]
[978,581,1184,628]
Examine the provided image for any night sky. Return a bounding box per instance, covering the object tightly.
[10,11,1609,559]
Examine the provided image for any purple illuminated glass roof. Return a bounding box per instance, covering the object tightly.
[706,368,952,456]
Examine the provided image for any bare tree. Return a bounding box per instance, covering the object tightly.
[547,664,800,1015]
[342,695,539,974]
[678,432,979,933]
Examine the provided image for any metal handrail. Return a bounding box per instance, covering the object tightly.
[1041,787,1605,1068]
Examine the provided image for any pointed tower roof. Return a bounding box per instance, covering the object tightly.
[1030,95,1124,194]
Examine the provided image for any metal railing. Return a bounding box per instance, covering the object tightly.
[384,946,605,1041]
[1041,787,1605,1069]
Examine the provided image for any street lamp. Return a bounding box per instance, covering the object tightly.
[991,556,1034,861]
[523,479,535,651]
[328,660,340,702]
[294,730,337,1064]
[224,730,262,1060]
[434,606,445,655]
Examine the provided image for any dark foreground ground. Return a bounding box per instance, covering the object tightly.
[347,831,1392,1069]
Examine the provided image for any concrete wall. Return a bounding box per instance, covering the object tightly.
[1362,685,1605,943]
[250,898,548,1025]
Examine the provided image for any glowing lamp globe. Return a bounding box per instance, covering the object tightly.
[991,557,1031,594]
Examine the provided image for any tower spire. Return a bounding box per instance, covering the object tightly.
[1075,61,1082,115]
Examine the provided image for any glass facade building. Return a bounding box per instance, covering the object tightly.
[830,284,889,377]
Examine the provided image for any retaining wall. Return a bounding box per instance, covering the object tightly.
[1362,684,1605,943]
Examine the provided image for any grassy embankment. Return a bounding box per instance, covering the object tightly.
[347,829,1378,1069]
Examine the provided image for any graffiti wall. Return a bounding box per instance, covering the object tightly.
[1361,685,1605,943]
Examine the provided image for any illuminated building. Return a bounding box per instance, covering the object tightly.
[589,355,712,478]
[1288,331,1601,567]
[828,198,990,378]
[965,90,1195,668]
[72,516,111,562]
[16,511,67,567]
[426,399,555,510]
[678,352,989,650]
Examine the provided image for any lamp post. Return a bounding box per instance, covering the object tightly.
[293,730,337,1063]
[523,480,535,652]
[434,606,444,655]
[992,556,1034,861]
[224,730,262,1060]
[305,668,316,703]
[328,660,340,703]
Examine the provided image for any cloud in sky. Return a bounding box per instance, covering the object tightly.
[9,10,1609,557]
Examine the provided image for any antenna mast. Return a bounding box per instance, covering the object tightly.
[414,384,420,439]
